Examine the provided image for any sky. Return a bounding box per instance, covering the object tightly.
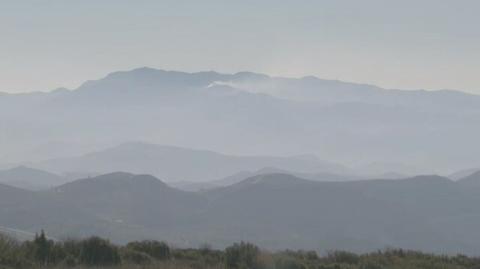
[1,0,479,94]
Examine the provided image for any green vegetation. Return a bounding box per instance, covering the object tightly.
[1,232,480,269]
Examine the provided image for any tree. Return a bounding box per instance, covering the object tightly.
[126,240,170,260]
[79,237,120,266]
[33,230,51,265]
[225,242,264,269]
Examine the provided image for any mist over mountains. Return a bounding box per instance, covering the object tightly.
[29,142,349,183]
[2,67,480,175]
[3,67,480,255]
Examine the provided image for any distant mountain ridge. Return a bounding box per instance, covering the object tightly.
[2,67,480,173]
[32,142,349,182]
[0,166,67,190]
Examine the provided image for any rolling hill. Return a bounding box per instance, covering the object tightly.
[0,182,105,240]
[52,172,206,228]
[194,174,480,254]
[2,172,480,254]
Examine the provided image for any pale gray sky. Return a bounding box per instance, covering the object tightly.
[1,0,479,93]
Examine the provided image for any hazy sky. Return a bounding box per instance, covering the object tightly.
[1,0,479,93]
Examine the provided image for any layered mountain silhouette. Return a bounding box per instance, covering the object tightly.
[171,167,360,192]
[0,166,67,190]
[32,142,348,182]
[457,170,480,188]
[3,67,480,174]
[2,172,480,254]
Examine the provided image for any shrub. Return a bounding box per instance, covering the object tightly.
[0,234,27,268]
[326,250,360,264]
[20,231,66,266]
[79,237,120,266]
[126,240,170,260]
[61,255,77,267]
[225,242,264,269]
[275,256,306,269]
[120,248,152,265]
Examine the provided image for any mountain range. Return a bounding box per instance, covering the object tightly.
[1,171,480,254]
[2,67,480,174]
[28,142,349,182]
[0,144,409,192]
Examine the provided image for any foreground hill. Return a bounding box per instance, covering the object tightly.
[0,183,104,239]
[53,172,206,228]
[3,68,480,173]
[196,174,480,254]
[2,172,480,254]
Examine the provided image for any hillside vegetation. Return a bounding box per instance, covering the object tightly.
[1,232,480,269]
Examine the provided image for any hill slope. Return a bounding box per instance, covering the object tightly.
[457,170,480,188]
[0,183,105,239]
[53,172,206,228]
[193,174,480,253]
[3,172,480,254]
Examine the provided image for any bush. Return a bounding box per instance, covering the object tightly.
[2,232,480,269]
[225,242,265,269]
[126,240,170,260]
[275,256,306,269]
[0,235,27,268]
[79,237,120,266]
[120,248,152,265]
[326,250,360,264]
[61,255,77,267]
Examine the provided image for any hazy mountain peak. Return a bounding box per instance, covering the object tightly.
[232,71,270,80]
[458,170,480,186]
[96,171,135,179]
[406,175,452,182]
[393,175,454,187]
[82,171,165,184]
[8,165,32,171]
[5,67,480,174]
[111,141,222,156]
[464,170,480,179]
[51,87,70,93]
[33,141,350,182]
[240,173,310,186]
[300,75,320,81]
[104,67,227,82]
[7,165,49,176]
[0,166,65,191]
[105,67,169,78]
[56,172,169,192]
